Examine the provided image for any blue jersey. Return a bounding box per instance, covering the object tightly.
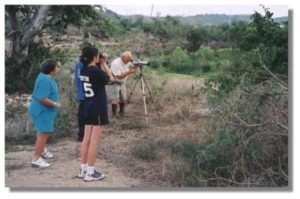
[74,62,85,101]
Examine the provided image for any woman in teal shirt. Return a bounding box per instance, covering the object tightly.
[29,59,61,168]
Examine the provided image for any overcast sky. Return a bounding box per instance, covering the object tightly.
[105,5,288,18]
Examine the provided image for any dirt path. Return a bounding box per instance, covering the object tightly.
[5,139,141,188]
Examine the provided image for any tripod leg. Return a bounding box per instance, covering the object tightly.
[142,75,161,120]
[141,76,149,126]
[127,76,140,103]
[142,75,156,105]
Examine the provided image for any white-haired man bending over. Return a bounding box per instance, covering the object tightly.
[110,51,138,118]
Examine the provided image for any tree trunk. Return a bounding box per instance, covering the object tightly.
[12,5,52,64]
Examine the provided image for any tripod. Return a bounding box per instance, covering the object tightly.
[127,66,158,125]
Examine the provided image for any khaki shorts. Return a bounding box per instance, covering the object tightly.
[110,84,127,101]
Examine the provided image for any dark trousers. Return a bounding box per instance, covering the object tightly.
[77,100,85,141]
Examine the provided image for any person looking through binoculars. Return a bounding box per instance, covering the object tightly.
[110,51,138,118]
[78,46,115,181]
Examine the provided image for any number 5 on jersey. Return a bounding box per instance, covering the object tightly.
[83,82,94,97]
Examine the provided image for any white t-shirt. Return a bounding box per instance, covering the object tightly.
[110,57,132,83]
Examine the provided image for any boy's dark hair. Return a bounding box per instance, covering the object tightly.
[40,59,58,74]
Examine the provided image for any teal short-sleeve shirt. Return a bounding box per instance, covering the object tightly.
[28,73,60,133]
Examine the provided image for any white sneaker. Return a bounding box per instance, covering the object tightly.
[77,168,87,178]
[31,157,50,168]
[84,171,105,181]
[42,149,54,159]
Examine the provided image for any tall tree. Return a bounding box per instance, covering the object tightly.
[5,5,101,64]
[6,5,51,64]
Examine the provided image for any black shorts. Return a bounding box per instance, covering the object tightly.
[84,112,109,126]
[83,101,109,125]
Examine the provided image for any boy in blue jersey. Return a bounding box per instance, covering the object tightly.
[74,54,85,142]
[74,46,95,141]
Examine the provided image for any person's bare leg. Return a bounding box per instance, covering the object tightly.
[34,133,50,160]
[80,125,93,164]
[87,125,104,166]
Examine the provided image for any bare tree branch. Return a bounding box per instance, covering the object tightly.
[196,176,262,186]
[234,113,288,131]
[278,158,288,179]
[20,5,52,47]
[259,53,288,89]
[252,152,279,187]
[13,5,52,64]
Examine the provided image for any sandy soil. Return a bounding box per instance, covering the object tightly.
[5,139,141,188]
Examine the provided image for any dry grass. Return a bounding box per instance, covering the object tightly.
[99,73,209,186]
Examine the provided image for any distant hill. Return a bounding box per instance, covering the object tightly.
[180,14,288,25]
[274,16,289,23]
[180,14,250,25]
[104,9,288,26]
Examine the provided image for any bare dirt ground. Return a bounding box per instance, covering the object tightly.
[5,66,208,188]
[5,139,141,188]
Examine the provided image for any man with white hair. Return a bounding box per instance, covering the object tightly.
[110,51,138,118]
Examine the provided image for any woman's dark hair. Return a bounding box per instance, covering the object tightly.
[40,59,58,74]
[80,46,99,67]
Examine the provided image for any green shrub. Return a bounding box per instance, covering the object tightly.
[150,46,220,76]
[131,140,158,162]
[200,128,235,174]
[201,64,211,73]
[5,41,67,93]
